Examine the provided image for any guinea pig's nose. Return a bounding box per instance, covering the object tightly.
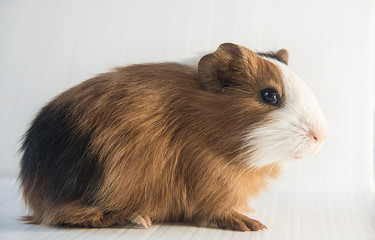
[310,127,327,143]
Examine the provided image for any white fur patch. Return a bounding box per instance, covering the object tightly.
[243,58,328,168]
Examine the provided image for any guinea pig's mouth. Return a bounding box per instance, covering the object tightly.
[292,138,326,160]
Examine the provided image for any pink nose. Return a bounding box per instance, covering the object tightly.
[311,128,327,143]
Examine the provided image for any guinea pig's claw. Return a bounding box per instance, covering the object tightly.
[144,216,152,228]
[131,215,152,229]
[216,212,267,231]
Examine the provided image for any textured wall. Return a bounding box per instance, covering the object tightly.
[0,0,373,194]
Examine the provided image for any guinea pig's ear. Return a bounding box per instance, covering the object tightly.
[275,49,289,65]
[198,43,259,93]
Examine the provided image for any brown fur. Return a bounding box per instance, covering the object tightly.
[22,43,285,230]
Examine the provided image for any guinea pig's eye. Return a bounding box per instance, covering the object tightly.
[260,88,280,106]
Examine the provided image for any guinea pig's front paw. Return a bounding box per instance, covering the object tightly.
[130,215,152,229]
[215,212,267,231]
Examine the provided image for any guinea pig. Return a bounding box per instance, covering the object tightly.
[19,43,327,231]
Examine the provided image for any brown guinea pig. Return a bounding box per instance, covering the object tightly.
[19,43,327,231]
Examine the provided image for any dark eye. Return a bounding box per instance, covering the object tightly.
[260,88,280,106]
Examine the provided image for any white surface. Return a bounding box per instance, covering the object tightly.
[0,0,374,239]
[1,178,374,240]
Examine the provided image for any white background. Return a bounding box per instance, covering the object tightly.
[0,0,374,196]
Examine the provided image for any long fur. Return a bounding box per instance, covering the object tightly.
[19,43,326,231]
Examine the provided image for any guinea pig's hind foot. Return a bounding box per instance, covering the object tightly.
[130,215,152,229]
[215,212,267,231]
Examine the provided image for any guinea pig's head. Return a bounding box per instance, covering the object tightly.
[198,43,328,168]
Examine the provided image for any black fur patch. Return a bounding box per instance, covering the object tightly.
[20,103,103,206]
[257,52,287,64]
